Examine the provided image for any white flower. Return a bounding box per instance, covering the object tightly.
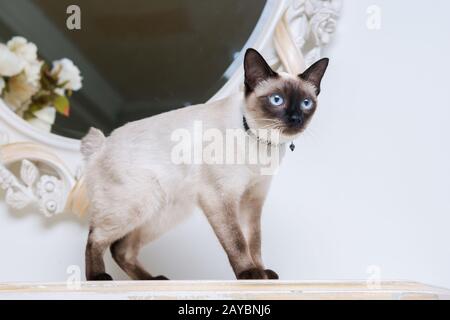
[7,36,38,64]
[6,37,42,87]
[51,58,82,91]
[0,44,25,77]
[24,60,43,88]
[0,77,5,95]
[54,87,65,96]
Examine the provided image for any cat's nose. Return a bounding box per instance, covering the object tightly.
[289,114,303,125]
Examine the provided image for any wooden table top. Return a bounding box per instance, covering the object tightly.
[1,280,449,300]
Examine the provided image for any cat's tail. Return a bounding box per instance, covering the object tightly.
[80,127,105,161]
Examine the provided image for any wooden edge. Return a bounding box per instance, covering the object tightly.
[1,281,449,300]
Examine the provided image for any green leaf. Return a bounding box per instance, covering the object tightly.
[53,95,70,116]
[4,77,10,93]
[23,109,37,120]
[57,80,69,88]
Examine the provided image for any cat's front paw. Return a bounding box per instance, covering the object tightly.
[90,273,113,281]
[264,269,279,280]
[151,275,170,280]
[237,268,267,280]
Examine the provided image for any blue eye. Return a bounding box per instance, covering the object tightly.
[269,94,284,106]
[301,98,313,111]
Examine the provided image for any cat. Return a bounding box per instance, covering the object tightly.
[81,48,329,280]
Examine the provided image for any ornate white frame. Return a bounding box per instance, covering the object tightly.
[0,0,342,218]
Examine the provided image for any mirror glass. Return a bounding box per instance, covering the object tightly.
[0,0,266,138]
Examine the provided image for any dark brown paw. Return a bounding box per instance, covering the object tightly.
[264,269,279,279]
[90,273,113,281]
[237,268,267,280]
[151,275,169,280]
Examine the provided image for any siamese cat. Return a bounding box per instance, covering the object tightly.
[82,48,328,280]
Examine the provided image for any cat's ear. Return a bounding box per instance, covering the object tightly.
[244,48,278,94]
[299,58,329,95]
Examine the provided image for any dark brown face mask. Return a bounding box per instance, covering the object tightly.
[243,48,329,151]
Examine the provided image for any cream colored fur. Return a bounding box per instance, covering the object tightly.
[81,50,327,280]
[82,93,289,280]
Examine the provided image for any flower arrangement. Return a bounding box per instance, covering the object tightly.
[0,36,82,130]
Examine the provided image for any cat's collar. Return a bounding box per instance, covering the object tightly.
[242,116,295,151]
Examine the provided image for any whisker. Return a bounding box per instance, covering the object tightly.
[252,117,282,122]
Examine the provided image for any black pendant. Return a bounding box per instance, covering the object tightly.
[289,142,295,152]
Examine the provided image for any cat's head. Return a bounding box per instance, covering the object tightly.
[243,48,329,143]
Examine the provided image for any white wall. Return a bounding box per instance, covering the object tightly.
[263,0,450,288]
[1,0,449,289]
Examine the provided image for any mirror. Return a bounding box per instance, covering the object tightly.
[0,0,267,139]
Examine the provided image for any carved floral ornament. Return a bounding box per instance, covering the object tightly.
[0,142,75,217]
[287,0,341,66]
[0,159,63,217]
[0,0,341,218]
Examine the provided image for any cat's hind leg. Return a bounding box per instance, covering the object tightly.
[85,227,116,281]
[85,206,153,281]
[110,226,168,280]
